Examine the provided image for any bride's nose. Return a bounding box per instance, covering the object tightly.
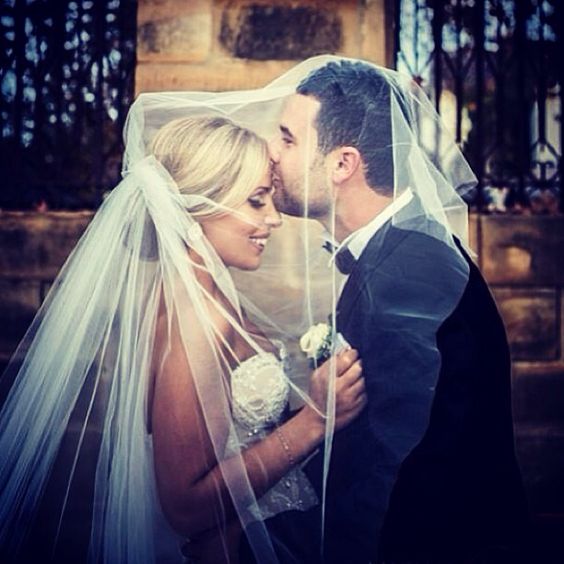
[265,210,282,228]
[264,201,282,228]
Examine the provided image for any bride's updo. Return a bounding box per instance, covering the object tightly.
[150,116,270,218]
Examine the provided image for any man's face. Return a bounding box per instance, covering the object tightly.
[269,94,332,219]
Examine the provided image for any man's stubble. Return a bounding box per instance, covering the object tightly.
[272,154,331,220]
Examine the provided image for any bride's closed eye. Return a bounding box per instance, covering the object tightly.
[248,195,266,208]
[248,186,274,208]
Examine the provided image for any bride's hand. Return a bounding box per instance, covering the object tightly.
[307,348,366,432]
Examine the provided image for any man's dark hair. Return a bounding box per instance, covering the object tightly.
[297,60,395,194]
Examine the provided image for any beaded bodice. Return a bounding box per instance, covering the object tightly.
[227,344,318,523]
[231,349,290,432]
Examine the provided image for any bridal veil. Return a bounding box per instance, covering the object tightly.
[0,55,475,563]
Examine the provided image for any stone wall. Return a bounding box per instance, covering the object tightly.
[479,216,564,515]
[0,212,93,361]
[136,0,395,93]
[1,212,563,515]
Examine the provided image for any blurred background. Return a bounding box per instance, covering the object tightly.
[0,0,562,560]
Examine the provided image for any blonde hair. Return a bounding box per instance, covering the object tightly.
[150,116,270,218]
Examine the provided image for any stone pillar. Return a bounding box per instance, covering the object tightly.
[480,215,564,514]
[136,0,392,93]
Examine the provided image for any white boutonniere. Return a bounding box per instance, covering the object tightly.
[299,319,350,366]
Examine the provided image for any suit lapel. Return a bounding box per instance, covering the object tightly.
[336,220,411,332]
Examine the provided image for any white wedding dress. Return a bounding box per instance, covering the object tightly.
[228,342,319,522]
[151,342,318,563]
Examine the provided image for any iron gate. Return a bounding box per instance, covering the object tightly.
[395,0,562,213]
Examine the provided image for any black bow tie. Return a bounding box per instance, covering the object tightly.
[322,241,356,274]
[322,240,356,274]
[335,247,356,274]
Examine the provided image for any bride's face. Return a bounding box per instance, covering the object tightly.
[200,166,282,271]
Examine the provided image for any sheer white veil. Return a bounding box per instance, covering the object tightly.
[0,99,318,564]
[0,55,476,564]
[236,55,477,562]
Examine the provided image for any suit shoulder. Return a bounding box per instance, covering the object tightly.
[354,229,469,320]
[362,228,468,284]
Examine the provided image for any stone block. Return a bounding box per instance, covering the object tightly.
[219,2,342,60]
[135,60,296,93]
[360,0,392,65]
[0,278,41,360]
[137,0,212,63]
[0,212,93,280]
[512,362,564,424]
[481,215,564,286]
[492,288,559,361]
[333,1,362,58]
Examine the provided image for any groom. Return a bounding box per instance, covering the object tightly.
[249,60,529,563]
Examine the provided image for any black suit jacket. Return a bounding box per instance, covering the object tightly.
[317,216,527,563]
[242,213,528,564]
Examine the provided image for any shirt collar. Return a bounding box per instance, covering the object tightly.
[328,188,414,264]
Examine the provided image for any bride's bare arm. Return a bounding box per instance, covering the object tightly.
[150,310,365,538]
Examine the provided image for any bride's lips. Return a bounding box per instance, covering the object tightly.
[249,233,270,252]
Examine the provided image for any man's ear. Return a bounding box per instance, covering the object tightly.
[330,147,362,184]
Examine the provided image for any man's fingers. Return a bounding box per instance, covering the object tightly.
[334,348,359,374]
[347,373,366,400]
[338,359,363,386]
[314,349,358,381]
[354,392,368,412]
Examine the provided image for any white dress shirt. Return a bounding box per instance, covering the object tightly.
[327,188,414,268]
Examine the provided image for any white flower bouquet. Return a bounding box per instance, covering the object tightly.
[299,319,350,366]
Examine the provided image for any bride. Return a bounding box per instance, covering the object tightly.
[0,111,365,563]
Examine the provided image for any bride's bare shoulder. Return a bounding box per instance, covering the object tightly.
[152,288,238,364]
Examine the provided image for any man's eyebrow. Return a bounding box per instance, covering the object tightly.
[279,125,295,140]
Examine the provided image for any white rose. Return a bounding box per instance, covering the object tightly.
[299,323,331,359]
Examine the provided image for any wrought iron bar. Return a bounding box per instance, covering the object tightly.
[393,0,402,69]
[474,0,486,209]
[0,0,136,210]
[93,0,106,193]
[558,0,564,211]
[515,0,528,206]
[494,2,505,151]
[537,1,547,146]
[432,0,443,113]
[13,1,24,146]
[454,0,463,144]
[395,0,561,213]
